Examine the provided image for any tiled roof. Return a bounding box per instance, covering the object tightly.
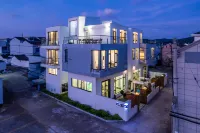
[14,55,29,61]
[14,37,43,45]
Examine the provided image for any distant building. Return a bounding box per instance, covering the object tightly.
[162,43,180,67]
[0,38,10,55]
[10,37,45,56]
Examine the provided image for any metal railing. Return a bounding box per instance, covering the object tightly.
[41,58,59,65]
[63,35,127,44]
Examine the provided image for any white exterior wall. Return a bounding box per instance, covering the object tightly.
[11,57,29,68]
[10,38,34,55]
[45,26,68,94]
[195,36,200,42]
[173,43,200,133]
[68,72,137,121]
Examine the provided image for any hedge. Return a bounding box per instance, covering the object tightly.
[41,89,122,120]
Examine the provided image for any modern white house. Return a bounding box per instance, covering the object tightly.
[172,32,200,133]
[42,16,162,121]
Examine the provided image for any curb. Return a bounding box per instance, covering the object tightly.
[40,92,124,123]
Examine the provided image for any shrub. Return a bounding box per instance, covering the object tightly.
[41,89,122,120]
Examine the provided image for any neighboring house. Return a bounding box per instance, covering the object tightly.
[172,32,200,133]
[0,55,12,65]
[191,31,200,42]
[162,43,180,67]
[0,61,6,72]
[10,37,45,56]
[28,62,45,80]
[0,38,10,55]
[11,55,29,68]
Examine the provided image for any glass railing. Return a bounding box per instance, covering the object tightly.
[41,58,59,65]
[63,35,127,44]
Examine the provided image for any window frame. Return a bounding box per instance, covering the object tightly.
[132,49,135,60]
[65,49,68,62]
[109,50,118,68]
[101,79,111,98]
[71,78,92,92]
[48,68,58,75]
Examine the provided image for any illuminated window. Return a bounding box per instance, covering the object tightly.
[140,33,143,43]
[71,78,92,92]
[120,30,127,44]
[92,50,99,69]
[109,50,118,68]
[114,74,126,95]
[47,50,59,65]
[48,68,58,75]
[101,50,106,69]
[151,48,155,59]
[102,80,110,98]
[133,32,138,43]
[140,48,145,60]
[132,49,135,60]
[135,48,139,60]
[113,29,117,44]
[48,31,58,45]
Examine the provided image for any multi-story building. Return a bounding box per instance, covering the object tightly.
[40,26,68,94]
[41,16,160,121]
[172,32,200,133]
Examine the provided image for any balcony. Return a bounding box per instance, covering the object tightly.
[41,40,59,49]
[41,58,60,68]
[63,35,127,45]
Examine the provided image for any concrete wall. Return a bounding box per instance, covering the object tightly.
[62,44,127,78]
[68,72,137,121]
[10,38,34,55]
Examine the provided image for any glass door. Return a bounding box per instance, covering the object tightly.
[101,80,110,98]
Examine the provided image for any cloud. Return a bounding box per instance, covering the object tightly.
[97,8,120,17]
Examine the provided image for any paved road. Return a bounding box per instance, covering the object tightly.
[0,90,127,133]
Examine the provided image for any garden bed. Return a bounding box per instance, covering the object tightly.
[41,89,122,120]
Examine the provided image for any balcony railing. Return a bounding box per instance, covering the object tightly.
[41,58,59,65]
[42,40,59,46]
[63,35,127,44]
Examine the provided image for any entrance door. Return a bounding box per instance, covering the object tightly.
[101,80,111,98]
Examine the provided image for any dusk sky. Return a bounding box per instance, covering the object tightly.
[0,0,200,39]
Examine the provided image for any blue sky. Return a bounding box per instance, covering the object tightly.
[0,0,200,39]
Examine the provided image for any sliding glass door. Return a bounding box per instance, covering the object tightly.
[101,80,110,98]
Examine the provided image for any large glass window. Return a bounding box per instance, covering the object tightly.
[48,31,58,45]
[47,50,59,65]
[101,80,110,98]
[140,48,145,60]
[140,33,143,43]
[120,30,127,44]
[92,50,99,69]
[151,48,155,59]
[133,32,138,43]
[69,20,77,36]
[109,50,118,68]
[71,78,92,92]
[113,29,117,44]
[135,48,139,60]
[132,49,135,60]
[114,74,126,95]
[48,68,57,75]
